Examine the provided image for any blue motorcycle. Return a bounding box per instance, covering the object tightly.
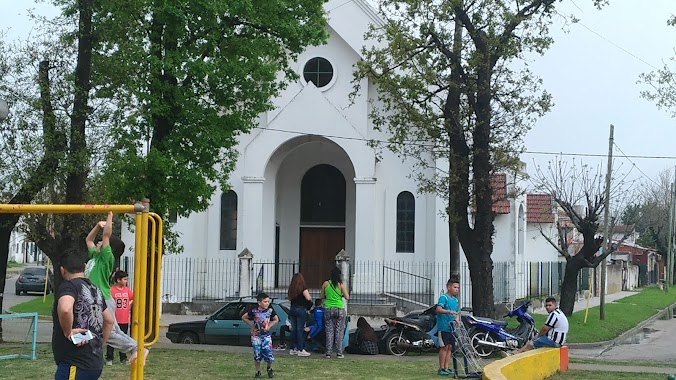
[463,301,537,358]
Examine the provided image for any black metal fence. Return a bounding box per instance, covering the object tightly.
[122,256,608,308]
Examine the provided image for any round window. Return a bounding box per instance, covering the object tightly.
[302,57,334,88]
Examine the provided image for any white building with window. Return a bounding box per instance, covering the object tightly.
[121,0,553,305]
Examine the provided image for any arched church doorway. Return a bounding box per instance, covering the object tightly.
[299,164,346,288]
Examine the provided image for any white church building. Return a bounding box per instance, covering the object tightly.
[120,0,563,307]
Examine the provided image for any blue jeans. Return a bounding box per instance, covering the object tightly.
[288,305,308,351]
[532,336,561,348]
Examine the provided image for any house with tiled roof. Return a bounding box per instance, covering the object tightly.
[524,194,565,262]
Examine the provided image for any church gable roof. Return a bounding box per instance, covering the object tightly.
[325,0,384,59]
[262,83,366,142]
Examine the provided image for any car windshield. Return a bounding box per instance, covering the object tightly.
[23,268,47,275]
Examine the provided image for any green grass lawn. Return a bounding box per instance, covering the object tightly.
[547,370,668,380]
[1,345,669,380]
[10,286,676,344]
[0,345,459,380]
[531,287,676,343]
[7,261,24,268]
[10,294,53,316]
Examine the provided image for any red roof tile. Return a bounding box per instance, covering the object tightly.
[527,194,554,223]
[492,174,511,214]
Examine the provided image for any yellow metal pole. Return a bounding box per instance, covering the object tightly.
[583,288,592,324]
[0,204,140,214]
[136,208,150,380]
[131,212,143,380]
[145,217,156,342]
[43,257,51,303]
[146,213,164,346]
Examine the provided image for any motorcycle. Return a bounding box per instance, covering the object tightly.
[463,301,537,357]
[380,305,439,356]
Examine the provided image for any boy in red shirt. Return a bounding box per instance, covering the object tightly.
[106,270,134,365]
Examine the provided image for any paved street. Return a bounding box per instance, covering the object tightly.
[3,272,48,313]
[570,316,676,363]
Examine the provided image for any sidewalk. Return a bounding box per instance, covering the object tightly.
[531,290,637,315]
[569,363,676,374]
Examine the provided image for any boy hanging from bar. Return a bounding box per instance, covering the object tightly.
[85,211,149,364]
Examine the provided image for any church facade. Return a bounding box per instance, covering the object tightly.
[120,0,562,304]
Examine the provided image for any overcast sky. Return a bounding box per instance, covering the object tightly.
[2,0,676,186]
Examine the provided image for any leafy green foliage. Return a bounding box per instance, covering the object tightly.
[352,0,558,316]
[89,0,328,219]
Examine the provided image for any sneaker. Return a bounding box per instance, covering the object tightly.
[289,349,298,355]
[336,353,344,359]
[438,368,451,376]
[254,371,262,378]
[273,344,287,351]
[444,369,454,375]
[297,350,311,357]
[325,353,331,359]
[106,360,113,366]
[267,368,274,378]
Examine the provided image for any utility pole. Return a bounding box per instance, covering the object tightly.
[600,124,614,320]
[668,167,676,291]
[667,181,674,292]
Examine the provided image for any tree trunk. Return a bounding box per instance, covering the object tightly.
[449,220,461,279]
[35,0,94,292]
[559,254,586,316]
[466,248,495,317]
[0,227,13,342]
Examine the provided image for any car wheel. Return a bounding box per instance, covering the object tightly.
[470,330,497,358]
[15,288,20,296]
[384,333,408,356]
[178,332,199,344]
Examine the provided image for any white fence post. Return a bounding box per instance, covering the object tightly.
[238,248,253,298]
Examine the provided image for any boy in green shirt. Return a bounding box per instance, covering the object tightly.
[86,212,147,364]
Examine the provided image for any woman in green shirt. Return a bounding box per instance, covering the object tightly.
[321,267,350,359]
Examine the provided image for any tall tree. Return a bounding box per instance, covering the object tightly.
[621,170,672,278]
[0,0,97,339]
[533,159,635,316]
[92,0,328,222]
[352,0,559,316]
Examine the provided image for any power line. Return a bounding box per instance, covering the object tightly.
[613,142,661,186]
[254,126,676,160]
[522,150,676,160]
[555,7,661,71]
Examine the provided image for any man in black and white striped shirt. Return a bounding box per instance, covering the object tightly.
[518,297,569,352]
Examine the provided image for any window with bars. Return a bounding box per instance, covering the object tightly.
[396,191,415,253]
[220,190,238,250]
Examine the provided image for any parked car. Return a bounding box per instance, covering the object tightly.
[166,298,290,346]
[15,266,53,295]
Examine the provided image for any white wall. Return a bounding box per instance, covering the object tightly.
[525,223,562,262]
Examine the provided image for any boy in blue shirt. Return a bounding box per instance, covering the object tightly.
[435,279,460,376]
[243,293,279,378]
[304,298,325,340]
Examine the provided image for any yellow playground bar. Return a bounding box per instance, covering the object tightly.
[0,201,163,380]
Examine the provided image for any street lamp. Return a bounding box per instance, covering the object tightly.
[0,98,8,120]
